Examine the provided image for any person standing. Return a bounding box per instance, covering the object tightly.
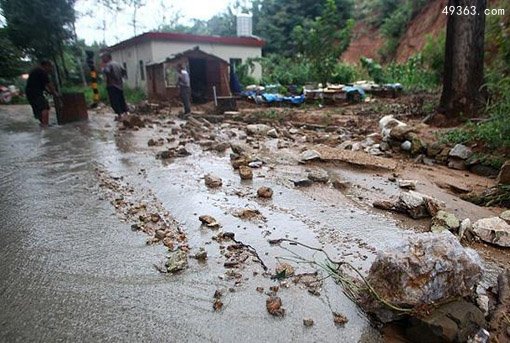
[101,52,128,120]
[25,60,58,127]
[177,63,191,117]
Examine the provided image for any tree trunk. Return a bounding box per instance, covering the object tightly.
[439,0,487,118]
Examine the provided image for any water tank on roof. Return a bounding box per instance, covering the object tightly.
[236,14,252,37]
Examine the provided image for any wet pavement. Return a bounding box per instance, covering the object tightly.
[0,105,500,342]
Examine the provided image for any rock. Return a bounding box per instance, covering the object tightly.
[475,285,490,316]
[175,145,190,157]
[427,142,444,158]
[157,150,173,159]
[308,169,329,183]
[204,174,222,188]
[390,125,415,141]
[379,141,390,152]
[303,318,314,327]
[148,138,164,146]
[405,299,486,343]
[398,179,417,190]
[436,147,451,164]
[266,296,285,317]
[449,144,473,160]
[469,164,499,178]
[379,115,407,138]
[199,215,220,228]
[408,133,426,156]
[248,161,263,168]
[459,218,472,241]
[472,217,510,247]
[398,191,442,219]
[497,160,510,185]
[431,210,461,233]
[235,208,264,221]
[210,142,229,152]
[257,186,273,199]
[166,249,188,273]
[231,157,249,169]
[155,229,166,240]
[362,233,482,323]
[373,200,396,211]
[162,237,174,249]
[401,141,412,152]
[299,149,321,163]
[230,143,246,155]
[332,312,348,325]
[275,263,295,278]
[331,178,351,191]
[292,177,313,187]
[500,210,510,223]
[467,329,490,343]
[267,128,279,138]
[448,158,467,170]
[246,124,271,135]
[239,165,253,180]
[121,114,145,128]
[489,270,510,342]
[338,140,353,150]
[193,247,208,260]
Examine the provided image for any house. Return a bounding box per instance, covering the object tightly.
[106,29,264,92]
[145,47,230,103]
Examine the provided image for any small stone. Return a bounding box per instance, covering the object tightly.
[239,165,253,180]
[448,158,467,170]
[401,141,412,151]
[155,229,166,240]
[303,318,314,327]
[256,287,264,293]
[193,247,208,260]
[257,186,273,199]
[247,124,271,135]
[431,210,461,233]
[162,237,174,249]
[199,215,220,228]
[497,160,510,185]
[398,179,417,190]
[308,169,329,183]
[266,296,285,317]
[248,161,263,168]
[331,178,351,191]
[292,178,313,187]
[427,142,444,158]
[275,263,295,278]
[166,249,188,273]
[299,149,321,163]
[459,218,472,241]
[204,174,222,188]
[500,210,510,223]
[267,128,278,138]
[449,144,473,160]
[333,312,348,325]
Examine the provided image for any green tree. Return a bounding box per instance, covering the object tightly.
[0,28,26,78]
[292,0,354,83]
[0,0,76,63]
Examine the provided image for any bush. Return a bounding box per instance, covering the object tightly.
[422,31,446,83]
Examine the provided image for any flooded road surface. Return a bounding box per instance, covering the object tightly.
[0,105,423,342]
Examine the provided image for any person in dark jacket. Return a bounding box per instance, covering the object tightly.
[176,63,191,117]
[25,60,57,127]
[101,52,128,120]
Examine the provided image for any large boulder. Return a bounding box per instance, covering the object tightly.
[449,144,473,160]
[497,160,510,185]
[472,217,510,247]
[362,233,482,322]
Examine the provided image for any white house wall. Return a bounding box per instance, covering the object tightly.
[151,41,262,81]
[111,41,153,90]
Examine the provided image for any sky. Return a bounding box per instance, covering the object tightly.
[75,0,233,46]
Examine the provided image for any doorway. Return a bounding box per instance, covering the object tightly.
[189,58,208,103]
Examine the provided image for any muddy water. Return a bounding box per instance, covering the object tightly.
[0,105,448,342]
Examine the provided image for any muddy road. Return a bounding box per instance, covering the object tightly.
[0,104,506,342]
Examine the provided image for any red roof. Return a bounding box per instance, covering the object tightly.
[108,32,264,51]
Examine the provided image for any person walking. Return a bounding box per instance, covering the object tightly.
[101,52,128,120]
[177,63,191,117]
[25,60,58,127]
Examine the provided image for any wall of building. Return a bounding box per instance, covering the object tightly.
[111,41,153,90]
[150,41,262,80]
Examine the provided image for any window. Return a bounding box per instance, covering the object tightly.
[122,62,128,79]
[230,58,242,73]
[139,60,145,81]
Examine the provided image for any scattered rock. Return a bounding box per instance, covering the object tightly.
[401,141,412,152]
[449,144,473,160]
[408,133,426,156]
[204,174,222,188]
[405,299,486,343]
[166,249,188,273]
[308,169,329,183]
[489,269,510,343]
[472,217,510,247]
[266,296,285,317]
[332,312,348,325]
[239,165,253,180]
[448,158,467,170]
[303,318,314,327]
[299,150,322,163]
[436,147,451,164]
[398,179,417,190]
[291,177,313,187]
[199,215,220,229]
[267,128,279,138]
[230,143,246,155]
[362,233,482,323]
[497,160,510,185]
[231,157,250,169]
[398,191,442,219]
[121,114,145,129]
[147,138,164,146]
[459,218,472,241]
[246,124,271,135]
[427,142,444,158]
[275,263,295,278]
[213,289,223,311]
[331,178,351,191]
[235,208,264,221]
[248,161,263,168]
[257,186,273,199]
[500,210,510,223]
[430,210,461,233]
[155,229,166,240]
[193,247,208,260]
[389,125,415,141]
